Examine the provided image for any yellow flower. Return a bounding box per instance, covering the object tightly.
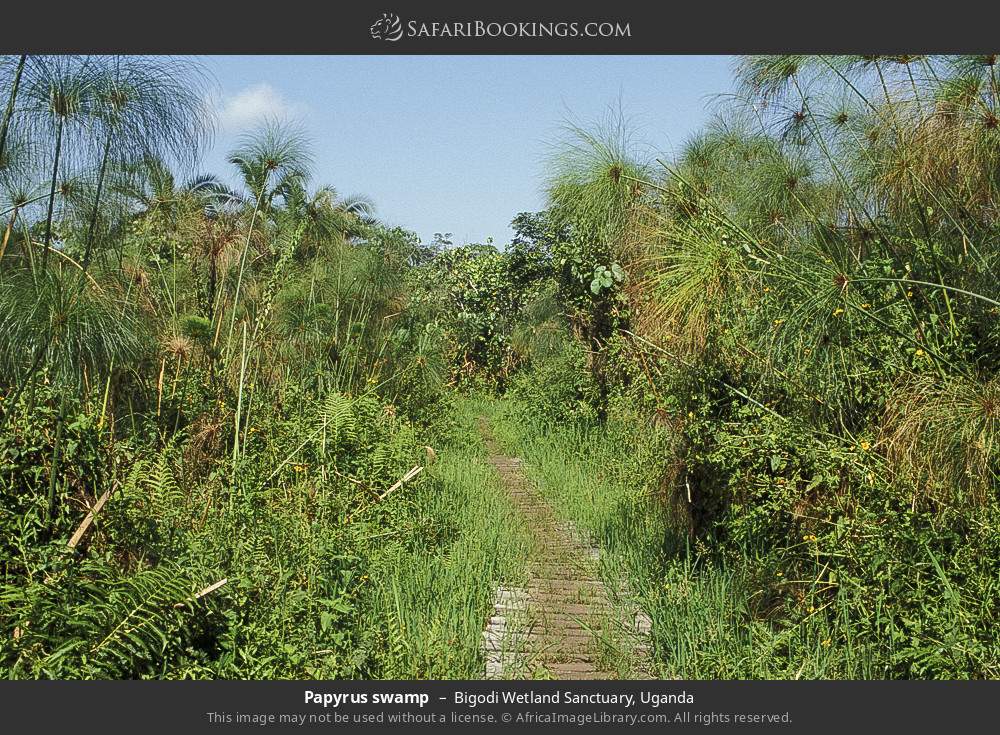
[763,286,771,293]
[906,290,913,298]
[808,605,815,614]
[915,348,925,357]
[861,303,870,309]
[833,308,845,316]
[859,440,871,451]
[821,638,832,647]
[688,411,695,419]
[773,319,784,325]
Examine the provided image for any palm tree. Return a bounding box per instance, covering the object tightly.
[274,178,376,257]
[222,120,313,351]
[227,118,312,210]
[117,155,235,226]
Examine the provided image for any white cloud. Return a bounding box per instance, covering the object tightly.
[214,83,306,133]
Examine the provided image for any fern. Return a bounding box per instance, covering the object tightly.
[367,443,395,486]
[80,564,192,676]
[316,392,357,454]
[129,445,186,517]
[3,559,203,679]
[116,442,188,557]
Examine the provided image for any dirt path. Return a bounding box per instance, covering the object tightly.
[478,417,651,680]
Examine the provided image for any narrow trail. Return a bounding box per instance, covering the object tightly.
[478,416,652,680]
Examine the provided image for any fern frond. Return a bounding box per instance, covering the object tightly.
[317,392,357,451]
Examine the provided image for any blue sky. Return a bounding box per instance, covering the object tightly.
[200,55,736,245]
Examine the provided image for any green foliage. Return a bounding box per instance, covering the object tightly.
[3,558,204,678]
[472,59,1000,680]
[0,384,109,569]
[1,389,522,679]
[178,314,212,345]
[413,235,551,387]
[507,337,600,425]
[0,268,145,392]
[4,53,1000,682]
[0,55,486,681]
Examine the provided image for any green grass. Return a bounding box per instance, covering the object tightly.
[487,396,668,676]
[486,396,905,679]
[361,396,530,678]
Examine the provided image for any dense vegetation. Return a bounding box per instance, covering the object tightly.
[1,54,997,679]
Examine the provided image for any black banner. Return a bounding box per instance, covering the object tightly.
[3,2,1000,54]
[0,680,995,733]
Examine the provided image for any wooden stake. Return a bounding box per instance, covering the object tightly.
[174,578,228,608]
[378,465,423,501]
[345,465,424,524]
[67,487,113,549]
[155,356,166,417]
[194,578,228,599]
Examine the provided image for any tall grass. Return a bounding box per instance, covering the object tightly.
[487,395,993,679]
[4,53,999,682]
[362,397,530,678]
[487,396,671,673]
[488,55,1000,681]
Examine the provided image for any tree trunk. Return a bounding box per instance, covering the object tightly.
[47,392,68,530]
[41,115,65,269]
[80,130,113,276]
